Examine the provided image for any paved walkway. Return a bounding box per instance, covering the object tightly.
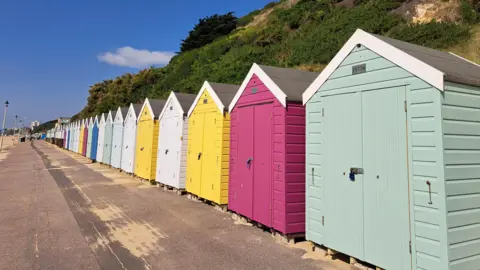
[0,141,344,269]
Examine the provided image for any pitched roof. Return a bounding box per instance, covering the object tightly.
[132,104,143,115]
[373,34,480,87]
[303,29,480,104]
[258,64,319,102]
[149,99,166,117]
[174,92,197,114]
[209,83,238,106]
[120,107,129,118]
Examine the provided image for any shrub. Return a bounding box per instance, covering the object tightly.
[387,21,471,49]
[460,0,478,24]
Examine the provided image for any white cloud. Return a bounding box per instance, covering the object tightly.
[97,46,175,68]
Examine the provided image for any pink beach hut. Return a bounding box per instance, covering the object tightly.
[228,63,318,235]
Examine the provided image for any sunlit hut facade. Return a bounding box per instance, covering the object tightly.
[102,110,114,165]
[186,81,238,205]
[66,123,71,150]
[78,119,85,154]
[302,29,480,270]
[96,113,106,162]
[155,92,196,189]
[111,106,129,169]
[89,116,99,160]
[228,63,318,235]
[86,117,94,158]
[134,98,166,181]
[82,118,89,156]
[121,103,142,174]
[74,121,80,153]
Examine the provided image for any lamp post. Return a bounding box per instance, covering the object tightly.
[0,101,9,151]
[14,115,18,138]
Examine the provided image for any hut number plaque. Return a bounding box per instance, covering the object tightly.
[352,64,366,75]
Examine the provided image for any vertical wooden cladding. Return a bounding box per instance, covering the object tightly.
[135,99,164,180]
[121,104,141,174]
[284,102,306,233]
[229,71,307,235]
[90,117,99,160]
[86,117,93,158]
[78,120,84,154]
[186,90,229,204]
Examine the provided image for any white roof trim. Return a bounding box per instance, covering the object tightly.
[228,63,287,112]
[302,29,445,104]
[114,107,123,124]
[187,81,225,117]
[158,92,183,120]
[124,104,135,125]
[137,98,155,122]
[99,113,106,126]
[106,110,113,124]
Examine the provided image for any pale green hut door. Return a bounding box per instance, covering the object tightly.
[324,86,411,270]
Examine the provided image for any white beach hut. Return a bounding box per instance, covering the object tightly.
[121,103,142,174]
[155,92,196,189]
[111,106,129,169]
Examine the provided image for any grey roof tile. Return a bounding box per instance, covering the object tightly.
[373,34,480,87]
[209,83,239,108]
[258,65,320,102]
[173,92,197,114]
[149,99,166,117]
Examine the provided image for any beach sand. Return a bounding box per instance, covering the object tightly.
[0,136,17,161]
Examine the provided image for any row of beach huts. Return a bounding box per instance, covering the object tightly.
[45,30,480,270]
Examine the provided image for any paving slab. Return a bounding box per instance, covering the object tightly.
[0,141,349,270]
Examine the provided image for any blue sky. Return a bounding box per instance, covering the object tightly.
[0,0,273,128]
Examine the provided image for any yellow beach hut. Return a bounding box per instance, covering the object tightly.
[134,98,166,181]
[186,81,239,205]
[78,119,85,153]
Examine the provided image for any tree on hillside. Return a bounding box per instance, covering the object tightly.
[180,12,238,52]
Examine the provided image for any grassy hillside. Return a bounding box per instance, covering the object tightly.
[33,120,56,133]
[73,0,479,120]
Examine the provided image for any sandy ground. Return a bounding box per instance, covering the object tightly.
[0,136,17,161]
[0,141,357,270]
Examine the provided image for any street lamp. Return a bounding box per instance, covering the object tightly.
[0,101,9,151]
[14,115,18,137]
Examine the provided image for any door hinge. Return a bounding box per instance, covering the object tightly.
[322,216,324,226]
[409,240,412,254]
[404,100,407,112]
[270,112,272,120]
[322,108,324,117]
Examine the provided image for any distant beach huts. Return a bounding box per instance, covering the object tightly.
[47,28,480,270]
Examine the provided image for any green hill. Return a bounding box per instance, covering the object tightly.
[73,0,479,120]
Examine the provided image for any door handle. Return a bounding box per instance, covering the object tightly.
[165,149,169,154]
[141,147,144,151]
[349,167,363,181]
[426,180,433,204]
[246,157,253,168]
[198,152,202,160]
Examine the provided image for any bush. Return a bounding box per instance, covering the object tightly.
[387,21,471,49]
[460,0,478,24]
[180,12,238,52]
